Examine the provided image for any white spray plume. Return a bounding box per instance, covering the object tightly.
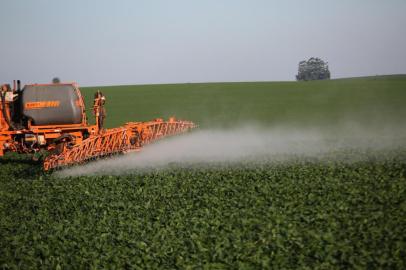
[56,124,406,177]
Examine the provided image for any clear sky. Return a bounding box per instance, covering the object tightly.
[1,0,405,86]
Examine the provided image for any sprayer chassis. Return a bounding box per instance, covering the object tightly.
[0,81,196,170]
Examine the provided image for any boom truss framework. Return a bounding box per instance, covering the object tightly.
[43,119,196,170]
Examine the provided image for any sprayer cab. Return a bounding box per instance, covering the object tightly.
[0,80,196,170]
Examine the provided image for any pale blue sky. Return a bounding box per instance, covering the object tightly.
[1,0,405,86]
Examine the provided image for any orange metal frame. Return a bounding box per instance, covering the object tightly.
[43,119,196,170]
[0,82,196,170]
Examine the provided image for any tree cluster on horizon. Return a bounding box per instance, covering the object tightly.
[296,57,330,81]
[52,77,60,84]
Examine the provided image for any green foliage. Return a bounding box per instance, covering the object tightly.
[1,152,406,269]
[80,75,406,129]
[52,77,61,84]
[1,76,406,268]
[296,57,330,81]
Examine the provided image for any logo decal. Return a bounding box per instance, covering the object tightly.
[25,101,60,110]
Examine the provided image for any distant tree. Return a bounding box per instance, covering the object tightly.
[52,77,61,84]
[296,57,330,81]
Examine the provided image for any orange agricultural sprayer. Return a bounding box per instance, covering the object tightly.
[0,80,196,170]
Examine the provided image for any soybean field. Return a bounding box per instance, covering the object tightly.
[1,75,406,269]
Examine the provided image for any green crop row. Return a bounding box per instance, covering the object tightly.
[1,76,406,268]
[80,75,406,129]
[1,151,405,269]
